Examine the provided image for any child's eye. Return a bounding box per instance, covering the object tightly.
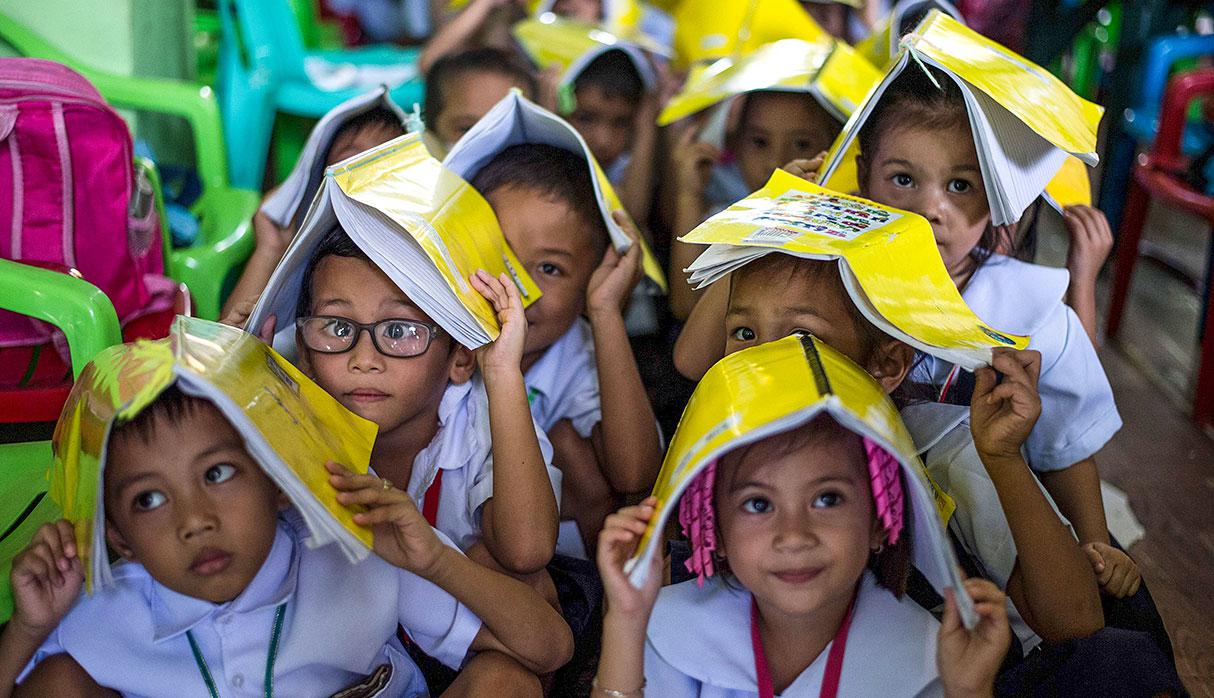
[323,318,354,338]
[749,136,769,149]
[794,138,816,152]
[812,491,843,508]
[133,491,167,512]
[741,497,773,514]
[947,179,972,194]
[892,173,914,188]
[538,262,563,277]
[204,463,237,485]
[730,326,756,342]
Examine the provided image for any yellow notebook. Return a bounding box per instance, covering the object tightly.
[682,169,1029,370]
[512,14,659,101]
[658,38,879,127]
[624,334,974,626]
[444,91,668,293]
[249,133,542,351]
[855,0,964,69]
[52,317,378,591]
[820,10,1104,226]
[668,0,829,70]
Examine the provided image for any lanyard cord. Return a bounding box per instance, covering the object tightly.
[186,602,287,698]
[750,595,856,698]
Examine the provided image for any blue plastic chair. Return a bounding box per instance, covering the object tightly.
[1123,33,1214,155]
[217,0,424,188]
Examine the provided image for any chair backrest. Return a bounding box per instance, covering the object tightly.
[0,58,170,353]
[222,0,310,82]
[1136,33,1214,117]
[1152,67,1214,169]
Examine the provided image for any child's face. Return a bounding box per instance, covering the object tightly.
[433,71,530,148]
[736,92,838,192]
[299,255,472,435]
[860,122,990,280]
[725,263,870,364]
[104,403,282,604]
[570,85,635,167]
[327,122,403,166]
[715,427,881,621]
[486,186,601,363]
[552,0,602,22]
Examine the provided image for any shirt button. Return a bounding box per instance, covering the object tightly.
[232,674,244,688]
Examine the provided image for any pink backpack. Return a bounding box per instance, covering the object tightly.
[0,58,174,386]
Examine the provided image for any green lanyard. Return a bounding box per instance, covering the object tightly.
[186,603,287,698]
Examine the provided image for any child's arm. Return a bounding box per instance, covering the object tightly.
[1061,205,1113,345]
[418,0,519,73]
[1039,458,1141,598]
[672,277,729,380]
[587,214,664,493]
[595,498,663,697]
[470,270,560,573]
[327,464,572,674]
[616,91,661,224]
[0,522,83,698]
[970,349,1104,641]
[937,579,1010,698]
[220,207,293,320]
[668,123,720,320]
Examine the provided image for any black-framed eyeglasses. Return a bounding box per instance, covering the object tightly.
[296,316,443,358]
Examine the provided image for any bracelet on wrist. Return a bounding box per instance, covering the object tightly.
[592,677,645,697]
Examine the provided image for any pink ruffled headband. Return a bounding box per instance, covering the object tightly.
[678,437,904,586]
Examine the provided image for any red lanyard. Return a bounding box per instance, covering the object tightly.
[422,469,443,526]
[750,595,856,698]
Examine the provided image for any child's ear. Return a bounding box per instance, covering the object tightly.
[867,340,915,395]
[105,522,136,561]
[869,516,886,551]
[447,342,477,385]
[276,490,291,512]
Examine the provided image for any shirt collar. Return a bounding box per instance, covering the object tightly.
[416,379,483,473]
[149,515,300,642]
[899,402,970,456]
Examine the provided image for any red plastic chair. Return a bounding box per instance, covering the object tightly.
[1107,68,1214,430]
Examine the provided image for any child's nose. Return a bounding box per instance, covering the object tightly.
[347,330,384,372]
[772,510,816,549]
[178,504,219,542]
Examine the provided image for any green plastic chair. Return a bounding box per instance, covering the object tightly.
[0,259,123,623]
[0,10,259,319]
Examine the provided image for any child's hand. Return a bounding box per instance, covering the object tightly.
[670,121,720,197]
[1062,205,1113,289]
[537,64,563,114]
[219,299,276,343]
[1083,541,1141,598]
[470,270,527,375]
[597,498,663,621]
[327,462,448,577]
[9,521,83,641]
[781,151,828,183]
[971,348,1042,464]
[252,209,293,259]
[587,212,645,316]
[937,578,1010,698]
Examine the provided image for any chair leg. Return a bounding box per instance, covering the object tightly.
[1194,225,1214,431]
[1107,174,1151,340]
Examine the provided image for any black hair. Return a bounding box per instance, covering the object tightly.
[572,49,644,104]
[470,143,610,256]
[110,385,210,446]
[295,226,371,320]
[423,47,538,126]
[712,415,913,598]
[332,106,406,147]
[856,64,1012,270]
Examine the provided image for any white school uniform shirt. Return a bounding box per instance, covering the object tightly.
[901,402,1076,652]
[913,254,1122,472]
[402,376,561,552]
[524,319,602,438]
[644,572,943,697]
[22,511,481,698]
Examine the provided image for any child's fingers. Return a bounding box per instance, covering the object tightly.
[53,520,77,560]
[611,209,639,241]
[972,366,997,402]
[354,502,420,527]
[940,586,961,633]
[336,484,409,508]
[1083,542,1105,573]
[25,542,63,587]
[1124,574,1142,598]
[497,272,521,306]
[257,314,277,344]
[1104,559,1130,594]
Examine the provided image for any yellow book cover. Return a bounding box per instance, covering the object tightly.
[682,169,1029,369]
[669,0,828,70]
[444,91,668,292]
[658,38,879,127]
[51,317,378,591]
[511,14,659,95]
[624,334,974,624]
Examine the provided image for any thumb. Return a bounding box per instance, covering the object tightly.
[940,587,961,634]
[973,366,996,403]
[257,314,277,344]
[1084,543,1106,572]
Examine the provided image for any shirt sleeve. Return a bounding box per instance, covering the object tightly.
[15,628,67,684]
[396,529,483,669]
[1024,303,1122,472]
[643,637,704,697]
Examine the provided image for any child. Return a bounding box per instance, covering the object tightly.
[666,92,840,318]
[468,143,663,553]
[594,339,1013,696]
[851,65,1134,600]
[293,227,563,579]
[0,371,571,696]
[422,48,538,156]
[221,106,407,321]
